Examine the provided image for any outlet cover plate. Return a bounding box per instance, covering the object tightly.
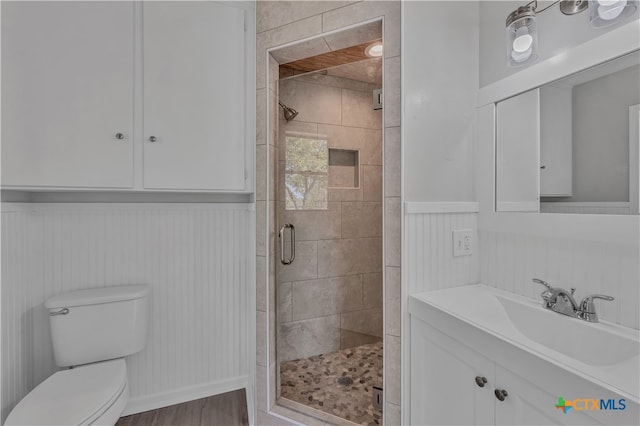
[453,229,473,257]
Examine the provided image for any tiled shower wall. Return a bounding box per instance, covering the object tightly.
[255,2,401,425]
[277,74,383,362]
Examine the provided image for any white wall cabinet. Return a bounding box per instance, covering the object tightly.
[540,85,573,197]
[496,85,574,205]
[1,2,135,189]
[142,2,246,191]
[495,89,540,212]
[2,1,252,193]
[410,315,635,426]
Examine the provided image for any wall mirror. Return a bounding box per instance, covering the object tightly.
[496,50,640,215]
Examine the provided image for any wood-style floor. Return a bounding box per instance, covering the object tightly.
[116,389,249,426]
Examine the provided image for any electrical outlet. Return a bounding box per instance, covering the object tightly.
[453,229,473,257]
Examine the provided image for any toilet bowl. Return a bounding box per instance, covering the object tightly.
[5,285,149,426]
[5,359,128,426]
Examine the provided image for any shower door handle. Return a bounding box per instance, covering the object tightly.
[279,223,295,265]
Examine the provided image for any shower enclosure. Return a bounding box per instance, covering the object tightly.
[272,22,384,425]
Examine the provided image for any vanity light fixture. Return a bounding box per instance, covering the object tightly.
[364,42,383,58]
[589,0,638,27]
[560,0,638,25]
[507,0,637,67]
[559,0,589,15]
[506,1,539,66]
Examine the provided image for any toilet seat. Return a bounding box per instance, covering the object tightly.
[5,358,127,426]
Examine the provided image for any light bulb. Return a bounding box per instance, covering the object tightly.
[512,26,533,53]
[590,0,636,27]
[511,46,533,63]
[365,43,383,58]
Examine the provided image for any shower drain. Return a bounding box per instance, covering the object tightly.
[337,376,354,386]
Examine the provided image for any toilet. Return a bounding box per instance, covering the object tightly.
[6,285,150,426]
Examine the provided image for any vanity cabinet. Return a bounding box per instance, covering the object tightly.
[492,365,596,425]
[410,315,630,426]
[2,1,250,192]
[411,317,494,425]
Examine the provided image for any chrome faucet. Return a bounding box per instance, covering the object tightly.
[532,278,614,323]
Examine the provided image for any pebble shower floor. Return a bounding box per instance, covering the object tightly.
[280,341,383,425]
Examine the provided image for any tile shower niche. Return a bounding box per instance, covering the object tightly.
[329,148,359,189]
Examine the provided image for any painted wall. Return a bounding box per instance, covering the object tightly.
[277,73,383,361]
[479,1,640,86]
[403,1,479,202]
[1,203,254,423]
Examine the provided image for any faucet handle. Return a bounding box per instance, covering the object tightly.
[578,294,614,323]
[580,294,615,312]
[532,278,552,290]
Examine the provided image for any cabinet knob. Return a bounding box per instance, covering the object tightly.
[540,165,546,170]
[148,136,157,142]
[474,376,488,388]
[115,133,125,140]
[495,389,508,401]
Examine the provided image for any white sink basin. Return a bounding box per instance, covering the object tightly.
[409,284,640,403]
[496,295,639,366]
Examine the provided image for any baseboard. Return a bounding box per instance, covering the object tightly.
[121,375,250,416]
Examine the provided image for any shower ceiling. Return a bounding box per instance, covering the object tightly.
[280,56,382,85]
[279,39,381,74]
[274,20,382,80]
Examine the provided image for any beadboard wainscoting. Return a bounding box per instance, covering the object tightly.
[404,203,480,296]
[479,229,640,330]
[402,202,481,423]
[1,203,255,423]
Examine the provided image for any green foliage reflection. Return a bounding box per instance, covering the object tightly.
[285,136,328,210]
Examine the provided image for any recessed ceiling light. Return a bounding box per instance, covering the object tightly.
[365,42,383,58]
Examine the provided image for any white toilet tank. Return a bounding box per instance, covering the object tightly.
[45,285,150,367]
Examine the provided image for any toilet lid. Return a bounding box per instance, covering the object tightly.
[5,358,127,426]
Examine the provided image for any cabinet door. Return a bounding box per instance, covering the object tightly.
[494,366,601,426]
[496,89,540,212]
[540,85,573,196]
[143,2,246,191]
[411,317,494,425]
[1,2,134,188]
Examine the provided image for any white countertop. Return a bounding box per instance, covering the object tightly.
[409,284,640,404]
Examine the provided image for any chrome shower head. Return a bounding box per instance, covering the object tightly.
[278,102,299,122]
